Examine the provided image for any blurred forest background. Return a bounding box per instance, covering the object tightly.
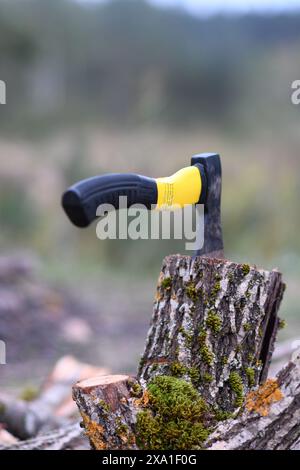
[0,0,300,392]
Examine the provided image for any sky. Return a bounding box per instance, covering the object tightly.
[80,0,300,15]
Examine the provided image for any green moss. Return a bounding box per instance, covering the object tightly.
[235,344,242,354]
[188,366,200,383]
[178,327,193,348]
[241,264,250,276]
[221,356,228,366]
[206,310,222,334]
[0,402,5,414]
[243,322,252,332]
[161,277,172,290]
[98,399,110,413]
[151,363,159,372]
[256,359,263,368]
[210,281,221,299]
[278,318,286,330]
[200,344,214,366]
[245,367,255,388]
[214,409,233,421]
[198,328,207,344]
[115,417,129,436]
[229,371,244,408]
[203,372,213,383]
[247,353,254,363]
[130,382,143,398]
[20,386,39,402]
[136,375,210,450]
[185,281,199,302]
[170,361,187,377]
[198,328,214,365]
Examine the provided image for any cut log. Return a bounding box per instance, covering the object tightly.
[0,423,87,450]
[138,255,284,412]
[72,375,141,450]
[0,428,18,447]
[0,392,61,440]
[73,254,286,450]
[205,347,300,450]
[0,355,109,439]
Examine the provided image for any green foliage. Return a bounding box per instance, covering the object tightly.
[136,376,210,450]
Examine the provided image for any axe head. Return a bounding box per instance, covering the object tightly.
[192,153,224,259]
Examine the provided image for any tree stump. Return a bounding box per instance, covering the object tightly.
[138,255,285,411]
[73,254,287,450]
[72,375,142,450]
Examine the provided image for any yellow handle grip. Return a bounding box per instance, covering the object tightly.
[155,165,202,209]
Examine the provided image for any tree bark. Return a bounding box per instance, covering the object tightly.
[205,348,300,450]
[138,255,285,411]
[71,254,287,450]
[72,375,141,450]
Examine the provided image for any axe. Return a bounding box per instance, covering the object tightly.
[62,153,223,258]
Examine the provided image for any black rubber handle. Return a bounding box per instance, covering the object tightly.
[62,173,158,227]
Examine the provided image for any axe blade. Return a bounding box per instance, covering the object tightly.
[191,153,224,259]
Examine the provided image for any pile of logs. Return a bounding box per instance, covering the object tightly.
[0,356,109,449]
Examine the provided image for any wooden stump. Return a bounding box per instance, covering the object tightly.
[73,254,287,450]
[72,375,142,450]
[138,255,285,411]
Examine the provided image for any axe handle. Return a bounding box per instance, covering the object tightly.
[62,165,206,228]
